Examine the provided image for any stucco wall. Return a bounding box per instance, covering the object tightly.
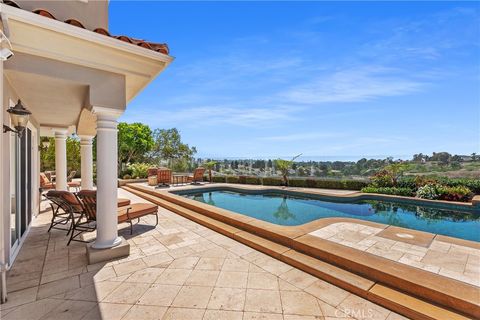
[15,0,109,30]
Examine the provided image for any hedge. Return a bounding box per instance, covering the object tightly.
[245,176,261,185]
[262,177,283,186]
[226,176,240,184]
[361,186,415,197]
[212,176,226,183]
[203,174,368,190]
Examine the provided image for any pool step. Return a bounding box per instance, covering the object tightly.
[122,185,475,320]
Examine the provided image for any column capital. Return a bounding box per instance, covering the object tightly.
[79,135,94,145]
[92,106,124,119]
[51,127,68,140]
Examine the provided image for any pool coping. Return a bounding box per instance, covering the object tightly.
[125,183,480,319]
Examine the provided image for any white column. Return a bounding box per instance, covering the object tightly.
[79,135,94,190]
[92,107,123,249]
[54,129,68,191]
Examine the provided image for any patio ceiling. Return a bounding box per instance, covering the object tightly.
[0,2,173,134]
[5,70,88,129]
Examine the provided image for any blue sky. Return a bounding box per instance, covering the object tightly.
[110,1,480,160]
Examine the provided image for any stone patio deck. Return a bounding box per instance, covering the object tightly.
[309,222,480,287]
[0,188,407,320]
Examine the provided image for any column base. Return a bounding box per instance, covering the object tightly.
[86,236,130,265]
[91,236,123,249]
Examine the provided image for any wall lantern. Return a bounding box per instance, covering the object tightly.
[3,100,31,138]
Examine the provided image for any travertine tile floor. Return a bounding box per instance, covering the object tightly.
[310,222,480,287]
[0,189,408,320]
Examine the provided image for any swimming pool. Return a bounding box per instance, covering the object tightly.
[177,189,480,242]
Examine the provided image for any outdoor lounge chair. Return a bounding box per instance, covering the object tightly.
[40,172,55,190]
[44,190,132,243]
[67,171,81,191]
[44,190,84,235]
[156,167,172,188]
[189,167,206,185]
[40,172,81,192]
[72,190,158,245]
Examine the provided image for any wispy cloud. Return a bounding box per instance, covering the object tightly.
[126,104,301,128]
[259,132,341,142]
[281,65,426,105]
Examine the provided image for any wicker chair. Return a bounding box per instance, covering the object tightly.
[156,167,172,188]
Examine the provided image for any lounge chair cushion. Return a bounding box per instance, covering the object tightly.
[117,203,158,223]
[117,198,131,207]
[68,181,80,188]
[46,190,83,211]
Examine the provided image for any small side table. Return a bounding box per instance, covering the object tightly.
[172,175,188,186]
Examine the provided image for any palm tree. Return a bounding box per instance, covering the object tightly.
[203,161,217,182]
[274,154,302,186]
[273,197,295,221]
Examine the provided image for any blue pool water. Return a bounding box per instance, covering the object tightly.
[179,190,480,242]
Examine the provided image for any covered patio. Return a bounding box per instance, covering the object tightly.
[0,0,172,303]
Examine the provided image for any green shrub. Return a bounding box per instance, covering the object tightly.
[288,179,307,187]
[370,170,394,187]
[123,174,132,180]
[437,177,480,194]
[416,184,441,200]
[315,179,345,189]
[245,176,261,185]
[440,185,473,202]
[306,179,317,188]
[397,176,417,189]
[212,176,226,183]
[119,168,133,179]
[416,183,473,202]
[262,177,283,186]
[361,186,415,196]
[226,176,240,184]
[342,180,369,190]
[238,176,247,184]
[128,163,150,179]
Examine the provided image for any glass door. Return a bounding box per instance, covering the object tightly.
[9,131,19,252]
[10,128,33,255]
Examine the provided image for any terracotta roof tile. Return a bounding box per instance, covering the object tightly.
[33,9,56,19]
[93,27,111,37]
[4,0,170,55]
[64,18,86,29]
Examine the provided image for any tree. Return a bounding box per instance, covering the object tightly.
[384,163,410,186]
[117,122,154,172]
[150,128,197,168]
[203,161,217,182]
[274,154,302,186]
[40,136,81,176]
[472,153,477,162]
[430,152,451,165]
[412,153,425,162]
